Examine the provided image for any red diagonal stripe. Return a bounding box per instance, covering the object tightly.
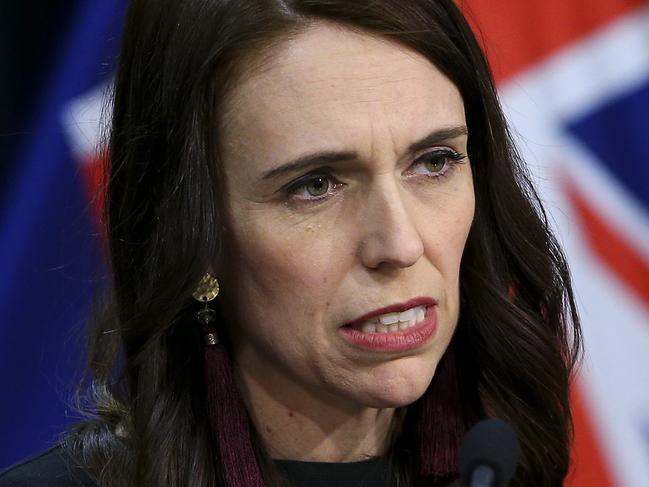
[79,154,108,248]
[564,177,649,308]
[566,382,616,486]
[463,0,648,83]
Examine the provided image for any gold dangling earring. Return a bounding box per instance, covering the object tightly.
[192,273,220,345]
[193,272,266,486]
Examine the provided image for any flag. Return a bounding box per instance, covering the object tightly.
[464,0,649,484]
[0,0,126,468]
[2,1,648,485]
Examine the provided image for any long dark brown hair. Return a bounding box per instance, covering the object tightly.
[63,1,582,486]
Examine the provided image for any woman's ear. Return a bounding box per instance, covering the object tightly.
[210,232,234,284]
[211,242,225,271]
[208,252,227,290]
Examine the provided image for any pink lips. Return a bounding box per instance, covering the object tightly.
[340,297,438,353]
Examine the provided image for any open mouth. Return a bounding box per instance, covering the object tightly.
[344,304,428,334]
[339,304,437,352]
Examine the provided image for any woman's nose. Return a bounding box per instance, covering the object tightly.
[357,180,425,270]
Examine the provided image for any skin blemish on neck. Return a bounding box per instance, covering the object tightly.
[288,410,295,417]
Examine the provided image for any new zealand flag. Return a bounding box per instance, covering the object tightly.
[0,0,127,469]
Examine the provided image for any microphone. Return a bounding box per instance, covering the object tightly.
[458,419,521,487]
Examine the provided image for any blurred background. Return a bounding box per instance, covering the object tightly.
[0,0,647,485]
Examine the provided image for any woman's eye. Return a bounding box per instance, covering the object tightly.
[304,176,329,197]
[409,149,466,179]
[286,174,342,204]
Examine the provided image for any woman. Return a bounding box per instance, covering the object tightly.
[0,0,581,486]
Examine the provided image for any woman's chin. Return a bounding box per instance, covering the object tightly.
[351,361,437,409]
[365,391,426,409]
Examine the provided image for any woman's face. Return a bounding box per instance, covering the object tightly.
[217,23,474,412]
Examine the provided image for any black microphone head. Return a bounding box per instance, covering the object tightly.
[458,419,521,487]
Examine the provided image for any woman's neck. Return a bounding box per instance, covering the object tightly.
[235,360,396,462]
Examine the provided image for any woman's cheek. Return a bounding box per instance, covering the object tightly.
[227,214,338,313]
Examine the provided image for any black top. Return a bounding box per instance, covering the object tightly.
[275,456,392,487]
[0,446,458,486]
[0,447,93,487]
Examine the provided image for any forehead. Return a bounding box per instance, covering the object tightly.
[220,23,465,165]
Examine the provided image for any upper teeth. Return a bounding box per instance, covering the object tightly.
[373,305,426,325]
[355,305,427,333]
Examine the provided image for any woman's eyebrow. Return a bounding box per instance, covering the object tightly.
[259,124,468,181]
[408,124,468,154]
